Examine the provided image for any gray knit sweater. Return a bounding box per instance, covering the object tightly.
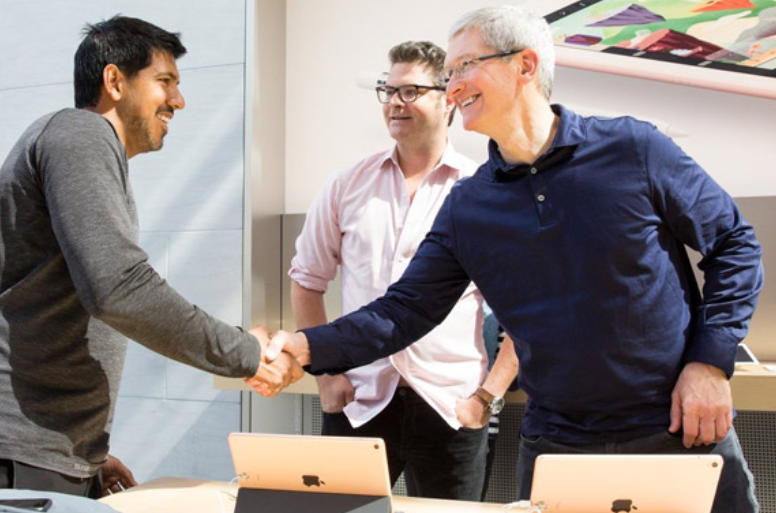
[0,109,260,478]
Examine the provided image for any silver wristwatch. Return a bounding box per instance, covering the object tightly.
[473,386,505,415]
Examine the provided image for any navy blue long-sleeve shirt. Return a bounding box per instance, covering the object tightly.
[302,105,763,443]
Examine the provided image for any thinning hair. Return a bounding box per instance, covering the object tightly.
[449,6,555,99]
[74,15,187,108]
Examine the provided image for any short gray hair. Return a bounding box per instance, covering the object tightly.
[449,5,555,99]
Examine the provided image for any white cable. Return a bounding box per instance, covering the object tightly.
[502,499,547,512]
[217,489,228,513]
[217,472,246,513]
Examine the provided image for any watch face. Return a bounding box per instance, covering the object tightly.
[490,397,505,415]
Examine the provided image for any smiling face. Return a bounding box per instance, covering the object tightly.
[382,61,450,148]
[116,50,185,158]
[444,28,521,139]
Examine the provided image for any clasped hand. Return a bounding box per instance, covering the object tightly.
[243,326,305,396]
[264,329,312,366]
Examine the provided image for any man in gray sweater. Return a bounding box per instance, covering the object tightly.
[0,16,301,498]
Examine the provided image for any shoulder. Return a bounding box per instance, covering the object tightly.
[47,109,117,137]
[33,109,126,177]
[581,112,664,148]
[328,149,392,186]
[349,149,392,175]
[4,111,59,153]
[573,112,676,169]
[447,171,479,199]
[310,149,392,206]
[38,109,120,149]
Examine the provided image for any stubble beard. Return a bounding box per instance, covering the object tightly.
[125,115,164,155]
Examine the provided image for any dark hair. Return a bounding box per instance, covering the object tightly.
[74,15,187,108]
[388,41,447,87]
[388,41,454,125]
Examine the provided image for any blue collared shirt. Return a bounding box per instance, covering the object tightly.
[303,105,763,442]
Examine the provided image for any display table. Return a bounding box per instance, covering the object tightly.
[99,477,509,513]
[728,362,776,411]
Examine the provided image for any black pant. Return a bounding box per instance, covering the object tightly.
[0,459,102,499]
[322,386,488,501]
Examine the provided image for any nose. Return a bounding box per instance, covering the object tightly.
[389,90,405,106]
[169,85,186,110]
[446,77,465,103]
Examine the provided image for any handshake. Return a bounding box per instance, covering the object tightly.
[242,326,313,397]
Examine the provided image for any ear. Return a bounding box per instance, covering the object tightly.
[103,64,124,102]
[516,48,540,86]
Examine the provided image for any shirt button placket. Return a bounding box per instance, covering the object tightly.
[531,166,552,225]
[533,169,546,203]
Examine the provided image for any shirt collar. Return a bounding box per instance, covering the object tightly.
[383,140,467,180]
[484,104,587,180]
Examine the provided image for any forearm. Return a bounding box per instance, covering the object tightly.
[290,281,332,385]
[95,261,260,377]
[481,335,518,396]
[291,281,328,329]
[688,230,764,376]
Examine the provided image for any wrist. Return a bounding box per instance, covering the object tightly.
[472,386,505,415]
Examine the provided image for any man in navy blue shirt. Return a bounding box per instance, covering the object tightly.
[260,6,763,512]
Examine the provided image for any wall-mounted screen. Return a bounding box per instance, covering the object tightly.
[546,0,776,99]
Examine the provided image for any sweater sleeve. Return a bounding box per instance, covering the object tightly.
[644,124,764,377]
[37,111,259,377]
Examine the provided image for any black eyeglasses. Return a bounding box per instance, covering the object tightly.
[443,50,523,83]
[376,84,446,104]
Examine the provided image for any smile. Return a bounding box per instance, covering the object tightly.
[461,95,479,108]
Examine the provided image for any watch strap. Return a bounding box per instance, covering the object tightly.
[473,386,505,414]
[474,386,495,405]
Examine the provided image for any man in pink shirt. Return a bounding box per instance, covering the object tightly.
[288,41,517,501]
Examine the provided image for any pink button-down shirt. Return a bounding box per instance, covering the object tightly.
[289,143,486,429]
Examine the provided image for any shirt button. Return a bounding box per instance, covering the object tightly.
[530,167,538,175]
[537,194,546,202]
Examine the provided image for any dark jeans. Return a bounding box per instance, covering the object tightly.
[516,426,759,513]
[322,386,488,501]
[480,433,497,501]
[0,459,102,499]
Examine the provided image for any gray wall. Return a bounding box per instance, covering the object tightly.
[0,0,249,482]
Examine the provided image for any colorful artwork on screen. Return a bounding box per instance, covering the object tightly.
[547,0,776,78]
